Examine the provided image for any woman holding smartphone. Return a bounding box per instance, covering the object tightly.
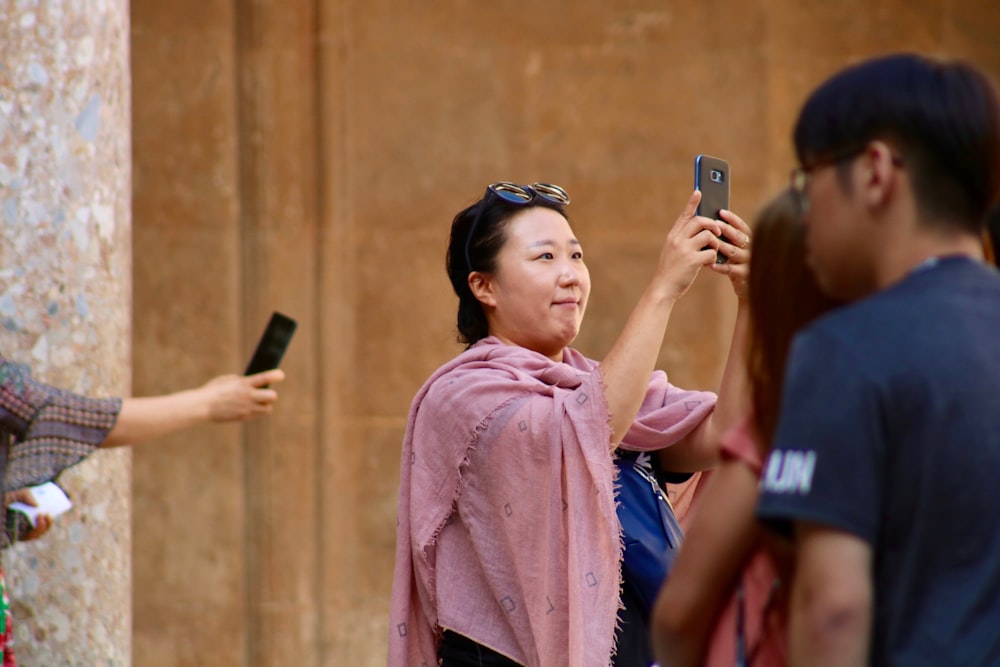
[0,357,284,665]
[651,190,842,667]
[388,181,752,667]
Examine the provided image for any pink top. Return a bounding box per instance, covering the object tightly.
[387,338,716,667]
[704,416,787,667]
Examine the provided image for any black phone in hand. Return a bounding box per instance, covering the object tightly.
[694,154,731,264]
[245,311,297,376]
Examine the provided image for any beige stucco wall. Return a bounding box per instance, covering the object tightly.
[128,1,1000,665]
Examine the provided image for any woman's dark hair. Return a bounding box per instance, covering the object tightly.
[747,191,843,450]
[445,190,568,347]
[793,53,1000,234]
[988,206,1000,267]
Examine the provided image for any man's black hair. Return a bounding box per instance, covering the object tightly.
[794,53,1000,233]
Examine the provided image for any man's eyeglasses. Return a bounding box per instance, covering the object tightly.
[790,147,904,216]
[464,182,571,272]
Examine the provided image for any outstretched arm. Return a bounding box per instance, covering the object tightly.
[652,458,760,666]
[101,368,285,447]
[788,522,873,667]
[657,207,752,472]
[601,190,725,447]
[658,299,749,472]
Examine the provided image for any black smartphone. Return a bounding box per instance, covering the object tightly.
[694,154,731,264]
[244,311,297,376]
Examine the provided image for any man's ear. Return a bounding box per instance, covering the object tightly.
[860,140,902,210]
[468,271,497,307]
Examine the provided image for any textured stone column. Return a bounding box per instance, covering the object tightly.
[0,1,132,664]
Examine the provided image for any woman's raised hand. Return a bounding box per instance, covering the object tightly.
[651,190,724,302]
[709,208,752,300]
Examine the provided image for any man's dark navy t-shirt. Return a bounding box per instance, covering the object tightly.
[757,257,1000,667]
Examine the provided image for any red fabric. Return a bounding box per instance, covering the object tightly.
[704,417,787,667]
[0,567,15,667]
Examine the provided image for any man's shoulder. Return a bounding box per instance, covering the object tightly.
[799,259,997,344]
[791,298,884,360]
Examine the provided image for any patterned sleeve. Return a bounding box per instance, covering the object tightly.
[0,358,122,491]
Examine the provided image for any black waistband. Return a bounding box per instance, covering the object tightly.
[438,631,523,667]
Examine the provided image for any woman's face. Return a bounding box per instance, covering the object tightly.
[471,206,590,361]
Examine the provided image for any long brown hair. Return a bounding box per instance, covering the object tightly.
[986,206,999,266]
[747,191,843,451]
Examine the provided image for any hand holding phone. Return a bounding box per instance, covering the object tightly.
[694,154,731,264]
[245,311,297,378]
[6,482,72,543]
[7,482,73,526]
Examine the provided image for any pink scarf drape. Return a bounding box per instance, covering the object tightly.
[388,338,715,667]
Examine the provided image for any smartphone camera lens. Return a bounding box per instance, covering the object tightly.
[710,169,725,184]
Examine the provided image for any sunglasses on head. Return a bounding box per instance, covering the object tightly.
[464,182,571,272]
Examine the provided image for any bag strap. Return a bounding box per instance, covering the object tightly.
[736,584,748,667]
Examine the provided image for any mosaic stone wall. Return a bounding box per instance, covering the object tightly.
[0,0,132,663]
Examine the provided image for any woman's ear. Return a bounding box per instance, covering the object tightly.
[468,271,497,307]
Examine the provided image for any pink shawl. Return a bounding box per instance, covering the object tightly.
[387,337,715,667]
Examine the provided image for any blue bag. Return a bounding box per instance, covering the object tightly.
[615,451,685,616]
